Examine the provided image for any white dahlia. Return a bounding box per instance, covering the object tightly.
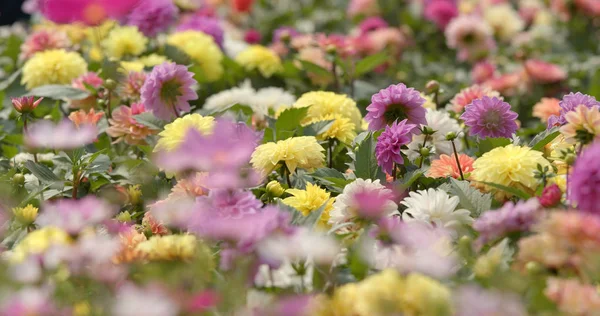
[401,188,473,233]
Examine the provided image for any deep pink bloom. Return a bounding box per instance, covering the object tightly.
[460,96,518,139]
[11,96,43,113]
[25,120,97,149]
[176,16,224,48]
[547,92,600,127]
[424,0,458,29]
[358,17,389,34]
[40,0,140,25]
[524,59,567,84]
[140,62,198,121]
[569,142,600,214]
[471,60,496,84]
[187,291,220,313]
[36,197,115,235]
[365,83,427,131]
[375,119,417,174]
[473,199,542,246]
[126,0,178,37]
[244,29,262,44]
[539,184,562,208]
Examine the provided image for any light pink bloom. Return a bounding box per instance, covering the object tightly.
[25,120,97,149]
[524,59,567,84]
[20,29,70,61]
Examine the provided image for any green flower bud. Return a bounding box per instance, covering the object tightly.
[266,180,285,197]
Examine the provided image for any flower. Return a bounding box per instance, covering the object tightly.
[107,103,158,145]
[454,285,527,316]
[118,71,146,102]
[257,228,341,265]
[112,284,179,316]
[347,0,379,17]
[12,204,38,225]
[154,113,215,151]
[448,85,501,113]
[293,91,362,128]
[141,62,198,121]
[545,278,600,315]
[461,96,518,139]
[196,189,262,219]
[404,109,463,161]
[25,120,97,149]
[141,212,168,236]
[252,87,297,117]
[401,188,473,233]
[539,183,562,208]
[40,0,139,25]
[365,83,426,131]
[472,144,551,200]
[202,81,256,114]
[524,59,567,84]
[235,45,283,78]
[126,0,177,37]
[307,114,356,144]
[424,0,458,29]
[176,16,224,48]
[68,108,104,127]
[401,273,453,316]
[473,198,542,246]
[0,287,56,316]
[375,119,416,174]
[11,96,43,113]
[328,179,397,226]
[19,29,70,60]
[560,105,600,145]
[569,142,600,214]
[11,227,71,262]
[166,30,224,82]
[21,49,87,89]
[102,26,148,59]
[136,235,197,261]
[445,15,494,60]
[267,181,285,197]
[471,60,496,84]
[484,4,525,40]
[36,197,114,235]
[250,136,325,175]
[532,97,560,123]
[427,154,475,179]
[283,183,334,227]
[548,92,600,127]
[69,72,104,109]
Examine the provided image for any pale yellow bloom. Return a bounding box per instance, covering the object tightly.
[235,45,283,78]
[250,136,325,175]
[560,105,600,145]
[102,26,148,59]
[136,234,197,261]
[12,204,39,225]
[293,91,363,129]
[155,114,215,152]
[11,227,71,262]
[167,31,224,82]
[22,49,87,89]
[306,114,357,144]
[283,183,334,227]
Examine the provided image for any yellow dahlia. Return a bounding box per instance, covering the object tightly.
[283,183,334,227]
[102,26,148,59]
[307,114,357,144]
[155,114,215,152]
[472,144,551,200]
[293,91,363,129]
[138,54,169,67]
[12,204,38,225]
[250,136,325,175]
[21,49,87,89]
[136,234,197,261]
[235,45,283,78]
[400,273,453,316]
[11,227,71,262]
[166,30,224,82]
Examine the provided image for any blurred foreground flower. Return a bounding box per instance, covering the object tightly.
[568,142,600,213]
[126,0,177,37]
[25,120,97,149]
[19,29,71,61]
[40,0,140,25]
[473,198,542,246]
[36,197,114,235]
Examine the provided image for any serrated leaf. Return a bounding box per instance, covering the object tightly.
[298,60,333,78]
[354,52,388,76]
[205,103,254,116]
[164,44,191,65]
[25,160,60,183]
[84,154,111,175]
[529,128,560,151]
[399,168,425,188]
[311,167,346,180]
[302,120,334,136]
[275,107,309,132]
[134,112,166,129]
[353,133,384,180]
[479,181,532,200]
[476,137,511,156]
[448,178,492,216]
[25,85,90,100]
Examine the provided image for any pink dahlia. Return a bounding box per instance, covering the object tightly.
[358,17,389,34]
[375,119,417,174]
[538,184,562,208]
[365,83,426,131]
[11,96,43,113]
[449,84,501,113]
[524,59,567,84]
[19,29,70,60]
[445,15,495,61]
[107,103,158,145]
[40,0,140,25]
[69,72,104,109]
[118,71,147,103]
[36,196,114,235]
[483,72,522,96]
[424,0,458,30]
[140,62,198,121]
[126,0,178,37]
[471,60,496,84]
[568,142,600,214]
[460,96,518,139]
[347,0,379,18]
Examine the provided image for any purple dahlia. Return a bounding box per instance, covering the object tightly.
[548,92,600,128]
[460,96,518,139]
[365,83,427,131]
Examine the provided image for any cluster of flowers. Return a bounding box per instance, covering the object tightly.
[0,0,600,315]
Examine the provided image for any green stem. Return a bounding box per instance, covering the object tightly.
[418,135,428,168]
[284,165,292,188]
[392,163,397,181]
[328,139,334,168]
[451,140,465,181]
[331,59,340,93]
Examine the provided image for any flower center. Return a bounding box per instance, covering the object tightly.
[383,103,408,124]
[160,79,183,106]
[483,110,501,130]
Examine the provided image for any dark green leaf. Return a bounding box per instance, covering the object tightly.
[25,160,60,183]
[298,60,333,78]
[476,137,511,156]
[302,120,334,136]
[134,112,166,130]
[0,69,21,91]
[275,107,309,132]
[353,133,384,180]
[354,52,388,76]
[84,154,111,175]
[529,128,560,151]
[163,45,191,65]
[25,85,90,100]
[479,181,532,199]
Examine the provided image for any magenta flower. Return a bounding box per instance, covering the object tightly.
[176,16,224,48]
[40,0,140,25]
[473,198,542,246]
[424,0,458,29]
[126,0,177,37]
[25,120,97,149]
[569,142,600,214]
[375,119,417,174]
[547,92,600,127]
[195,189,262,219]
[36,197,114,235]
[365,83,426,131]
[538,184,562,208]
[358,17,389,34]
[11,96,43,113]
[460,96,518,139]
[141,62,198,121]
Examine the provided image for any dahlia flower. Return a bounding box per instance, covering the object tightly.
[69,72,103,109]
[21,49,87,89]
[358,17,388,34]
[166,31,224,82]
[308,114,357,144]
[548,92,600,127]
[365,83,427,131]
[250,136,325,175]
[328,179,397,227]
[283,183,334,227]
[454,285,527,316]
[538,183,562,208]
[483,72,522,96]
[424,0,458,29]
[118,71,147,103]
[445,15,494,50]
[472,144,551,200]
[293,91,363,128]
[40,0,139,25]
[36,197,114,235]
[347,0,379,18]
[25,120,97,149]
[473,198,542,246]
[532,97,560,123]
[460,96,518,139]
[448,85,501,113]
[68,108,103,127]
[404,109,463,161]
[176,16,224,48]
[19,29,70,60]
[107,103,158,145]
[10,226,71,262]
[568,142,600,214]
[560,105,600,144]
[12,204,38,226]
[545,278,600,315]
[484,4,525,41]
[154,113,214,151]
[141,62,198,121]
[375,119,417,174]
[235,45,283,78]
[136,235,197,261]
[471,60,496,84]
[126,0,178,37]
[427,154,475,179]
[401,188,473,233]
[11,96,43,113]
[102,26,148,59]
[524,59,567,84]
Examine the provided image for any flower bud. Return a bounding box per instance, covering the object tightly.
[425,80,440,94]
[12,204,38,225]
[116,211,132,222]
[565,154,576,165]
[11,96,43,113]
[538,184,562,207]
[326,44,337,55]
[12,173,25,185]
[422,126,436,135]
[525,261,541,275]
[104,79,117,90]
[445,131,457,141]
[420,147,430,157]
[266,180,285,197]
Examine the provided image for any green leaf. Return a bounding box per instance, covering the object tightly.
[479,181,532,200]
[353,132,384,180]
[447,178,492,216]
[296,201,329,228]
[205,103,254,116]
[529,128,560,151]
[163,44,191,65]
[0,69,21,91]
[25,160,60,183]
[298,60,333,78]
[399,168,425,188]
[303,120,334,137]
[476,137,511,156]
[311,167,346,180]
[134,112,166,130]
[84,154,111,175]
[275,107,309,132]
[354,52,388,76]
[25,85,90,100]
